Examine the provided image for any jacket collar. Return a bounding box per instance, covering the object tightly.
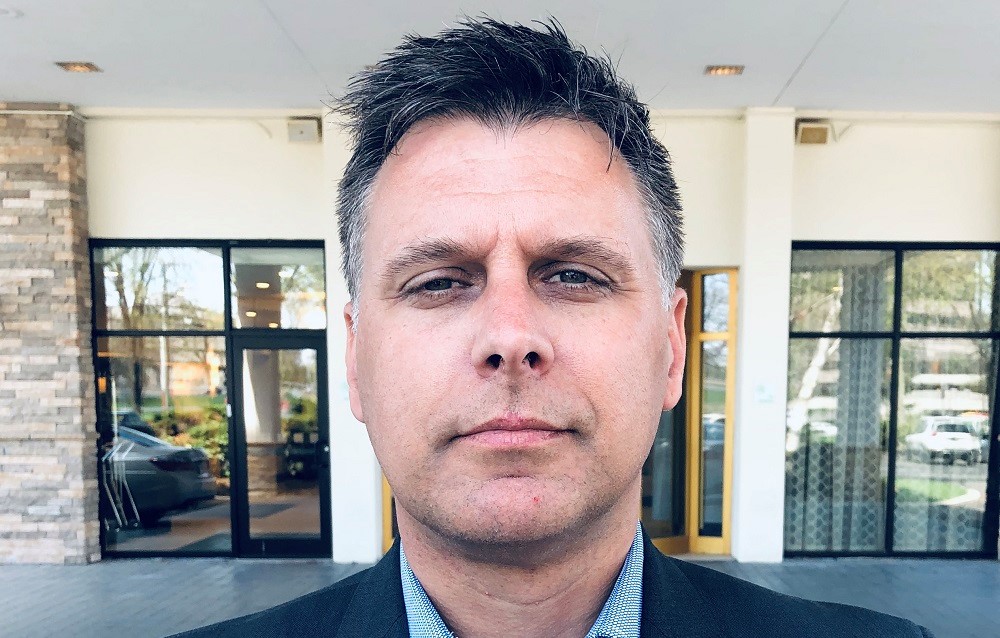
[639,529,727,638]
[340,529,725,638]
[336,540,410,638]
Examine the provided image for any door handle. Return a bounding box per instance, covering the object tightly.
[316,440,331,468]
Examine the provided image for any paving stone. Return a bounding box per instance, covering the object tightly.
[0,557,996,637]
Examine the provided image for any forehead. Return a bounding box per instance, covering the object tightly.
[364,117,651,260]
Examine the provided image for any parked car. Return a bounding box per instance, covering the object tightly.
[904,418,981,465]
[105,426,215,526]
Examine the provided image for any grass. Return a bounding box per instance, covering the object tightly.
[895,479,967,503]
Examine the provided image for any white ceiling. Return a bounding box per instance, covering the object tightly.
[2,0,999,112]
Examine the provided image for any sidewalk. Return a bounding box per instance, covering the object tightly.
[1,556,996,637]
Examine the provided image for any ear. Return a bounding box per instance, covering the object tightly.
[344,301,365,423]
[662,287,688,411]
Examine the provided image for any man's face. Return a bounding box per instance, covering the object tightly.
[346,117,686,548]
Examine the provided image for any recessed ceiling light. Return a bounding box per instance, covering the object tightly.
[0,7,24,19]
[56,61,102,73]
[268,322,279,328]
[255,282,270,289]
[245,311,257,318]
[704,65,744,76]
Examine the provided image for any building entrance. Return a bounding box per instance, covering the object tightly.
[92,240,330,557]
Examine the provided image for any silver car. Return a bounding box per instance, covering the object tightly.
[104,426,216,526]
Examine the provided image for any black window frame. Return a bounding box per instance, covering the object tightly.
[89,238,327,558]
[786,240,1000,559]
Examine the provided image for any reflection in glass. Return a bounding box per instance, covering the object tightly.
[94,246,224,331]
[641,410,684,538]
[902,251,997,332]
[784,338,891,552]
[97,336,231,554]
[699,341,727,537]
[893,339,994,552]
[701,273,729,332]
[242,348,321,539]
[231,248,326,329]
[789,250,894,333]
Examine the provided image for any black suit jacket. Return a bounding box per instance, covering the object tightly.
[173,532,933,637]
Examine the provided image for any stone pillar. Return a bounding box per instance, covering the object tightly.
[0,102,99,564]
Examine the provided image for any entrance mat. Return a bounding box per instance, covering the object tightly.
[248,502,296,518]
[177,533,233,553]
[177,501,293,521]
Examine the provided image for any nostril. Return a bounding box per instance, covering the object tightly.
[524,351,540,367]
[486,353,503,369]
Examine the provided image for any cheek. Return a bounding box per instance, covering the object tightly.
[354,319,463,437]
[558,311,669,445]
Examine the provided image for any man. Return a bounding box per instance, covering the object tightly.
[177,18,932,638]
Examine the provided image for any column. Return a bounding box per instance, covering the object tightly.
[731,108,796,562]
[0,102,99,564]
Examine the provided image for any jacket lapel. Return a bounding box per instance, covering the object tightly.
[335,540,410,638]
[639,531,727,638]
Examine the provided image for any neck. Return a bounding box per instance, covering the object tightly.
[397,491,639,638]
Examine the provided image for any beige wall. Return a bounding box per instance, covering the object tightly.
[793,120,1000,241]
[652,115,745,268]
[86,116,327,239]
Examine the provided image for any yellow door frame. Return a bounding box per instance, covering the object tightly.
[652,267,738,556]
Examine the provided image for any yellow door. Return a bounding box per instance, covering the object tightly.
[642,268,737,556]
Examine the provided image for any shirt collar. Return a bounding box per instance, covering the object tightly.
[399,523,644,638]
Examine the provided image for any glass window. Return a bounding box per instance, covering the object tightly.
[893,338,993,552]
[790,250,894,333]
[701,273,729,333]
[902,251,997,332]
[642,410,685,538]
[784,338,892,553]
[699,341,727,537]
[787,245,999,557]
[231,247,326,329]
[97,336,231,554]
[94,246,224,331]
[240,348,322,539]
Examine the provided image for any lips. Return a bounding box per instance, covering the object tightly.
[454,415,572,447]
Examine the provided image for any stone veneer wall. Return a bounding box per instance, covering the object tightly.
[0,102,99,563]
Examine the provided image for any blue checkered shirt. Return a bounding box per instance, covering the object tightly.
[400,523,643,638]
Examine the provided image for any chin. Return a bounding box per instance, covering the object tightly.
[415,480,591,553]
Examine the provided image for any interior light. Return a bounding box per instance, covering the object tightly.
[268,322,279,328]
[704,65,744,76]
[245,311,257,318]
[255,282,270,289]
[56,61,102,73]
[105,270,119,277]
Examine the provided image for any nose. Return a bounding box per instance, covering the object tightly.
[471,281,554,379]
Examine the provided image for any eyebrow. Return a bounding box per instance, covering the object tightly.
[379,237,473,283]
[534,236,636,280]
[378,234,637,283]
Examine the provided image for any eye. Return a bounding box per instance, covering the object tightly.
[549,269,595,285]
[422,278,456,291]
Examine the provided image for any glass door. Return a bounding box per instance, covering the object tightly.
[231,335,330,557]
[643,268,738,555]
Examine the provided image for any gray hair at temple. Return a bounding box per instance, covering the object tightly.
[334,17,684,314]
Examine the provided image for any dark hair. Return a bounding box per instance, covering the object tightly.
[335,17,683,305]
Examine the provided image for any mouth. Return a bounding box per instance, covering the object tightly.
[453,415,574,448]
